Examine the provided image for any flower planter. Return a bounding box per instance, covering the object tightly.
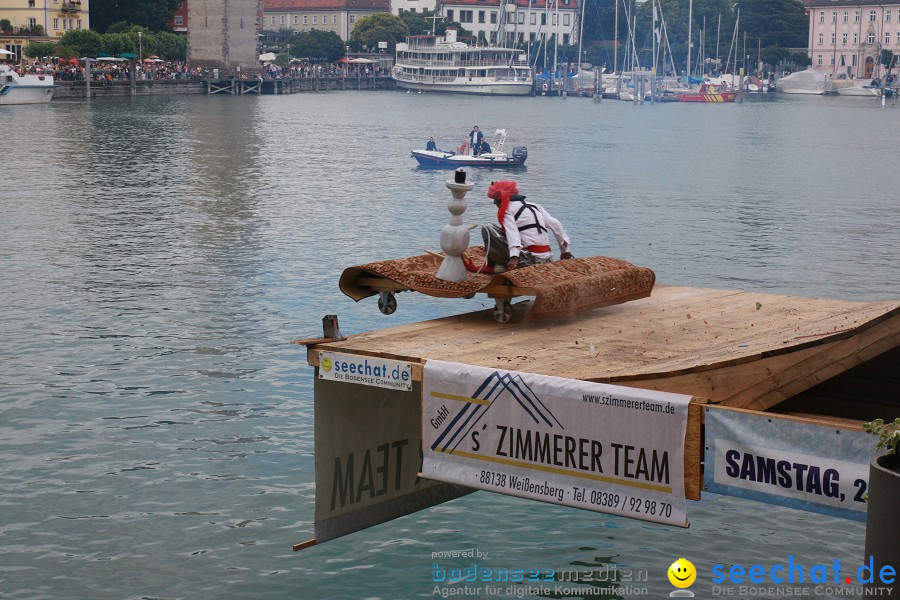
[864,454,900,589]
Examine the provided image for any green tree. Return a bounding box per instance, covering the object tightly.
[101,32,136,57]
[787,50,811,67]
[60,29,103,57]
[24,41,57,59]
[434,20,470,38]
[154,31,186,61]
[289,29,346,62]
[399,9,431,36]
[349,14,409,52]
[760,45,789,69]
[1,19,13,34]
[736,0,807,48]
[89,0,182,33]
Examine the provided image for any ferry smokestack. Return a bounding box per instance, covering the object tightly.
[446,28,457,44]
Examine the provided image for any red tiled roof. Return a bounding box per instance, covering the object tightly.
[439,0,576,9]
[265,0,389,9]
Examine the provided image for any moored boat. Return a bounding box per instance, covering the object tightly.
[392,29,533,96]
[0,64,55,105]
[678,82,737,103]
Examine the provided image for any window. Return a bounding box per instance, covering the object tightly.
[77,19,81,29]
[868,31,875,44]
[270,16,275,24]
[460,10,473,22]
[843,11,848,23]
[518,11,524,24]
[817,54,823,65]
[175,15,183,25]
[855,10,860,23]
[293,15,298,24]
[830,55,835,65]
[350,14,356,24]
[853,32,858,44]
[541,13,546,24]
[887,10,892,22]
[552,13,557,25]
[530,32,535,42]
[28,17,36,28]
[831,32,835,44]
[333,15,337,24]
[280,15,285,24]
[323,15,327,24]
[886,32,891,45]
[446,10,453,21]
[869,10,877,22]
[530,13,536,25]
[490,11,497,24]
[479,10,485,23]
[563,33,569,44]
[563,13,570,26]
[852,54,857,65]
[832,11,836,23]
[897,31,900,44]
[313,15,317,24]
[842,32,848,44]
[303,15,308,24]
[818,11,824,24]
[27,0,34,6]
[818,32,824,45]
[53,17,59,29]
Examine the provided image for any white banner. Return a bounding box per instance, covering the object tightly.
[318,351,412,392]
[422,360,692,526]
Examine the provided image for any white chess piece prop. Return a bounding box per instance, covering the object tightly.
[436,169,474,282]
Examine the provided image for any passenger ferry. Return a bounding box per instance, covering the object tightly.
[0,64,55,105]
[392,29,533,95]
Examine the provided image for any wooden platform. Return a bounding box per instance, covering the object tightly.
[307,284,900,422]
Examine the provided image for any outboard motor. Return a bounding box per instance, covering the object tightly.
[512,146,528,165]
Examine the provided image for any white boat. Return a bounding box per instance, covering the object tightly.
[392,28,533,96]
[776,68,827,95]
[0,63,55,105]
[837,79,891,97]
[410,129,527,168]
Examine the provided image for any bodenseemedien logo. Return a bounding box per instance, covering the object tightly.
[321,357,333,372]
[668,558,696,597]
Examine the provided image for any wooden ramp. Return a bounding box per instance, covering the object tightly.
[308,285,900,420]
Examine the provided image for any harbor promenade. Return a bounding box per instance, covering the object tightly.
[53,75,398,98]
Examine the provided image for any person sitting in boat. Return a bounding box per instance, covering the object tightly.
[426,137,438,151]
[469,180,573,273]
[457,140,469,155]
[469,125,484,156]
[480,140,491,154]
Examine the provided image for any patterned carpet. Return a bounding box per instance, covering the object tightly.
[339,248,656,319]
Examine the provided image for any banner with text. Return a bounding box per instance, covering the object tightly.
[318,351,412,392]
[422,360,692,527]
[704,407,873,522]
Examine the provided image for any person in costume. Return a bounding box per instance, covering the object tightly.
[476,180,573,272]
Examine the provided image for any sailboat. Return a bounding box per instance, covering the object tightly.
[677,0,736,103]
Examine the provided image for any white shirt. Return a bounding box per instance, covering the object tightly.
[501,197,570,259]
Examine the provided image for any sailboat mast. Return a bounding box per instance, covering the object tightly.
[686,0,692,83]
[715,13,721,72]
[578,0,585,68]
[614,0,619,73]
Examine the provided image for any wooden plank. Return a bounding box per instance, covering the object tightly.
[684,399,705,501]
[711,404,866,432]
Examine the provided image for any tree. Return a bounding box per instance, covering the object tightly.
[736,0,808,48]
[24,41,57,59]
[60,29,103,58]
[31,24,44,36]
[881,49,896,72]
[349,14,409,52]
[288,29,345,62]
[154,31,186,61]
[89,0,182,33]
[0,19,13,34]
[101,32,136,57]
[399,9,432,36]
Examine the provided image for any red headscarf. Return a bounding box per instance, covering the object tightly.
[486,180,519,228]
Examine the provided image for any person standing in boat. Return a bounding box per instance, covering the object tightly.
[426,137,438,151]
[473,180,573,272]
[469,126,484,156]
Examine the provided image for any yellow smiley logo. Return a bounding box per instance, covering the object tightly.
[668,558,696,588]
[321,357,332,372]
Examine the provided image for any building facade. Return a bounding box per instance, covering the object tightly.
[437,0,578,49]
[263,0,391,42]
[0,0,89,61]
[808,0,900,77]
[166,0,189,33]
[188,0,262,70]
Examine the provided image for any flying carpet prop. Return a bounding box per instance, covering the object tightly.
[339,247,655,322]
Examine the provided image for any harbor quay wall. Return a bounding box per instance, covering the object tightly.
[54,76,398,99]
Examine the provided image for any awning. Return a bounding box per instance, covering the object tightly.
[0,49,14,56]
[349,58,376,64]
[259,52,277,62]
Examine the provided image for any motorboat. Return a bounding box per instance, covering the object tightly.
[0,64,55,105]
[776,69,827,95]
[678,82,737,103]
[837,79,894,97]
[411,129,527,168]
[392,29,533,96]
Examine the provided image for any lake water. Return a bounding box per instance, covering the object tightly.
[1,90,899,600]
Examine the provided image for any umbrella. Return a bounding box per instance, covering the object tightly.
[335,57,352,63]
[0,48,14,56]
[350,58,376,63]
[120,52,136,59]
[258,52,277,62]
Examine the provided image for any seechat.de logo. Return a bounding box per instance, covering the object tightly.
[321,357,333,372]
[668,558,697,597]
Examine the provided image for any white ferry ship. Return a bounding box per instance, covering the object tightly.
[392,28,533,96]
[0,64,55,105]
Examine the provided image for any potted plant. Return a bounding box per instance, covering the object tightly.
[863,418,900,587]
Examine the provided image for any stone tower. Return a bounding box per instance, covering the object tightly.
[188,0,262,72]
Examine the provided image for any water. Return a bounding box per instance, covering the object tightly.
[1,91,899,600]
